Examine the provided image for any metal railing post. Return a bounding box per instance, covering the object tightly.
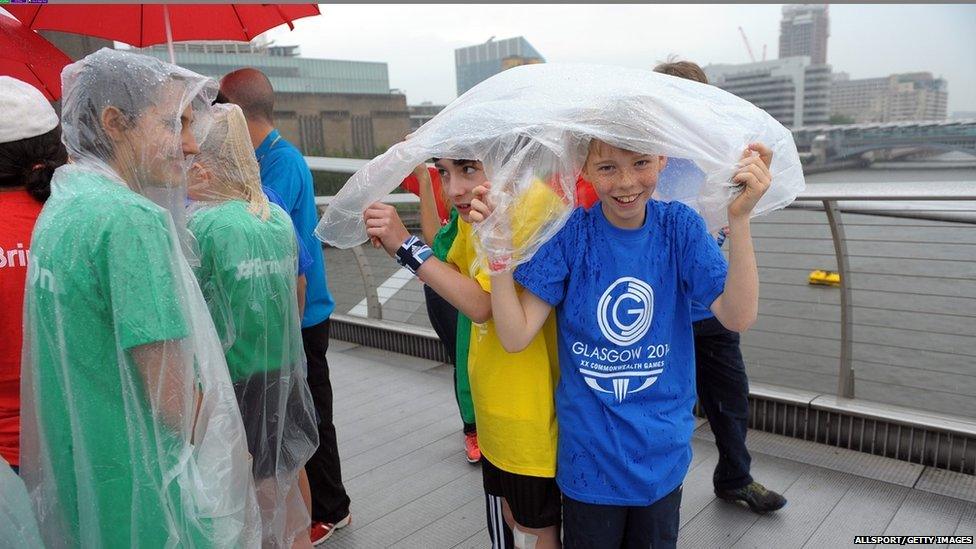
[352,245,382,319]
[824,200,855,398]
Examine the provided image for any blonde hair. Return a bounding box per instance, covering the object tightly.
[195,104,270,220]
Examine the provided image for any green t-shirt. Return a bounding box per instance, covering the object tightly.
[188,200,301,382]
[432,208,459,262]
[432,209,475,425]
[25,168,203,546]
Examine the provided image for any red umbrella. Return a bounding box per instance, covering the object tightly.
[5,4,320,61]
[0,14,72,100]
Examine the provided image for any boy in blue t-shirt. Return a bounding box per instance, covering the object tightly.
[477,138,772,548]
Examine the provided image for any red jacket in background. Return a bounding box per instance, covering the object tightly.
[400,166,451,225]
[576,175,599,210]
[0,190,44,467]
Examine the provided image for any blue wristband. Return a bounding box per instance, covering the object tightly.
[395,236,433,275]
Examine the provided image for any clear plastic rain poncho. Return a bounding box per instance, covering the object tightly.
[187,104,318,548]
[1,455,43,548]
[20,48,261,548]
[316,63,804,269]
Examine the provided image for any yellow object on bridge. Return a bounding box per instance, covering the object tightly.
[808,269,841,287]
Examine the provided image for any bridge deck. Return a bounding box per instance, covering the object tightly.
[325,340,976,549]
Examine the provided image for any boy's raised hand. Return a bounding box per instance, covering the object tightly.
[364,202,410,255]
[728,142,773,221]
[470,182,516,272]
[468,183,494,222]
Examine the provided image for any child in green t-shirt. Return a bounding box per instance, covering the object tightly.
[405,164,478,459]
[188,104,318,548]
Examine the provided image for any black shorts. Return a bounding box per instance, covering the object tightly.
[481,456,561,529]
[234,370,317,480]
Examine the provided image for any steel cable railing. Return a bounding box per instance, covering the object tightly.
[309,157,976,420]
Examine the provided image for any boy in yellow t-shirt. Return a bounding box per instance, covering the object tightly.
[364,158,561,548]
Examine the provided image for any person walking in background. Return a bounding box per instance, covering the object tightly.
[220,68,351,545]
[0,77,67,476]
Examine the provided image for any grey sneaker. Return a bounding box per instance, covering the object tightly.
[715,481,787,514]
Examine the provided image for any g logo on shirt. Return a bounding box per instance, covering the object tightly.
[597,277,654,346]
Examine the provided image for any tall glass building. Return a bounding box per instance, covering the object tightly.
[779,4,830,66]
[454,36,544,96]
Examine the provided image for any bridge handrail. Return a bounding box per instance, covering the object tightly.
[307,155,975,404]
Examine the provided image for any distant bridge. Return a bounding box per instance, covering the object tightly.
[792,119,976,161]
[305,120,976,172]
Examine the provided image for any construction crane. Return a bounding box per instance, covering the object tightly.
[738,26,756,63]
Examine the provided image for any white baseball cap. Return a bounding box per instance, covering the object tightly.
[0,76,59,144]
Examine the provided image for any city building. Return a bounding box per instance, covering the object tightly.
[408,102,446,131]
[39,31,114,64]
[705,57,832,128]
[779,4,830,65]
[832,72,949,123]
[139,40,410,157]
[455,36,544,96]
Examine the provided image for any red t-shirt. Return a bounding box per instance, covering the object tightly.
[400,166,451,225]
[0,190,44,466]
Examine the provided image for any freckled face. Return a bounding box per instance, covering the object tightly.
[583,140,667,230]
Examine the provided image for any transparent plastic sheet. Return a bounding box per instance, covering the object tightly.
[188,104,318,547]
[20,48,261,548]
[316,63,804,268]
[59,47,217,267]
[0,456,43,548]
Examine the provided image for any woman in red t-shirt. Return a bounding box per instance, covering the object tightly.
[0,77,67,471]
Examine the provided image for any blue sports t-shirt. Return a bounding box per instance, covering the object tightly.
[256,130,335,327]
[263,186,314,276]
[514,200,728,506]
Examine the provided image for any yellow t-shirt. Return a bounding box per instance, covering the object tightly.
[445,182,567,478]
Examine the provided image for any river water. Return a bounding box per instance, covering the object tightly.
[743,161,976,418]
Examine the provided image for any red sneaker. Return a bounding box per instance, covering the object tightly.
[464,432,481,464]
[310,513,351,546]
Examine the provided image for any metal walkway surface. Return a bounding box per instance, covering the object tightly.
[324,341,975,549]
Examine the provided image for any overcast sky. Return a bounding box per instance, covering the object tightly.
[264,4,976,113]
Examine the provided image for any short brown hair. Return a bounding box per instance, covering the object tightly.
[653,58,708,85]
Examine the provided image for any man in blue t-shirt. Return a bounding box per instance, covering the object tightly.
[220,69,350,546]
[484,138,774,548]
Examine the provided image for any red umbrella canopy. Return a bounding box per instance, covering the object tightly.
[5,4,320,48]
[0,13,72,100]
